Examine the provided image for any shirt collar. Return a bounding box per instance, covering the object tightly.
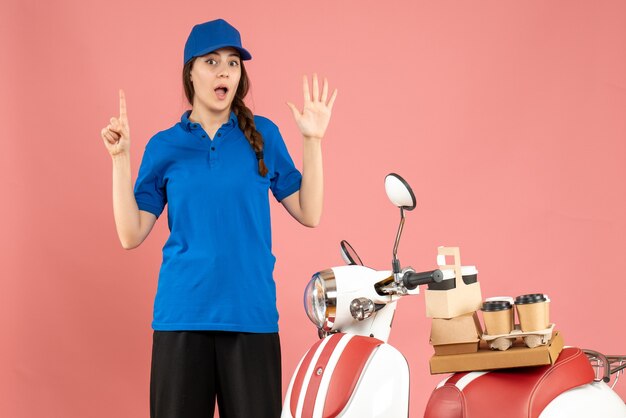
[180,109,238,132]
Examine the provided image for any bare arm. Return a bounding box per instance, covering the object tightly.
[281,138,323,227]
[102,89,157,249]
[111,153,157,249]
[284,74,337,227]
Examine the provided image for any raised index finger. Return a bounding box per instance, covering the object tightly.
[119,89,127,119]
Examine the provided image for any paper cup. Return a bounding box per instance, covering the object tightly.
[485,296,516,325]
[482,300,514,335]
[515,294,550,332]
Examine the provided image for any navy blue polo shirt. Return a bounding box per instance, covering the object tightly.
[134,110,302,332]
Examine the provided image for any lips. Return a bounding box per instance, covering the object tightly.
[214,85,229,100]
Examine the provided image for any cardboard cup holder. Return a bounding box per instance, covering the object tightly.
[429,331,564,374]
[482,323,556,351]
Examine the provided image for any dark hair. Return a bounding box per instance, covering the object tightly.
[182,58,268,176]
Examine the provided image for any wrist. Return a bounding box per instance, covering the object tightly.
[111,152,131,164]
[303,135,322,142]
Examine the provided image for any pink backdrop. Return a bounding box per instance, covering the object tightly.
[2,0,625,416]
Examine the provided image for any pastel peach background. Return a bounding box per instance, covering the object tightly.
[1,0,625,417]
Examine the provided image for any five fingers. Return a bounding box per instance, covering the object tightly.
[301,74,338,109]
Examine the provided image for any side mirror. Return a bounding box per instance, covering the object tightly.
[384,173,417,281]
[384,173,416,210]
[340,240,363,266]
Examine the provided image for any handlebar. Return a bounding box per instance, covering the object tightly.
[403,269,443,290]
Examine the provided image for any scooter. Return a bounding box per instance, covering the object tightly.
[281,173,626,418]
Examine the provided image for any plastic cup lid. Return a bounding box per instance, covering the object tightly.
[481,300,512,311]
[515,293,547,304]
[486,296,515,304]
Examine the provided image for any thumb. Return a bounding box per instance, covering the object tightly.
[286,102,300,119]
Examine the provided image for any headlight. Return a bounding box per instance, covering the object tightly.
[304,274,326,328]
[303,270,336,331]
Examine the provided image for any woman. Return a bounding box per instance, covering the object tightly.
[100,18,337,418]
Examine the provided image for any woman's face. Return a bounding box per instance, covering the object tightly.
[189,47,242,113]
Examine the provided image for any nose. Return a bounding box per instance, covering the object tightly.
[218,63,229,78]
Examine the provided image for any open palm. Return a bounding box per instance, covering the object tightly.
[287,74,337,140]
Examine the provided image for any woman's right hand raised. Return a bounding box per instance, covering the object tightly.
[101,89,131,157]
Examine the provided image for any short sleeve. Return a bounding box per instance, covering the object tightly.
[133,146,167,218]
[269,126,302,202]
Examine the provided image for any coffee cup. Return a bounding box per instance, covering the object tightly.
[481,300,514,335]
[515,293,550,332]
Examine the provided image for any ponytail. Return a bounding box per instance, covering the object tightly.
[231,94,268,177]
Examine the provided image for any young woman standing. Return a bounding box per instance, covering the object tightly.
[100,18,337,418]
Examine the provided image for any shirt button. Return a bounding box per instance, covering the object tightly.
[201,134,206,138]
[217,133,221,137]
[211,147,215,151]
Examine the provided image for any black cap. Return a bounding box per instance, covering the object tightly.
[482,300,512,311]
[515,293,547,305]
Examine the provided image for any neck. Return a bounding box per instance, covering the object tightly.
[188,105,231,131]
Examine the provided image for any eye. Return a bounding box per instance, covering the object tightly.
[205,58,217,65]
[229,60,240,67]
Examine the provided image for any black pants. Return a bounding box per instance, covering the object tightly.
[150,331,282,418]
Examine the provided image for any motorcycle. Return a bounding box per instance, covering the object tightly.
[281,173,626,418]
